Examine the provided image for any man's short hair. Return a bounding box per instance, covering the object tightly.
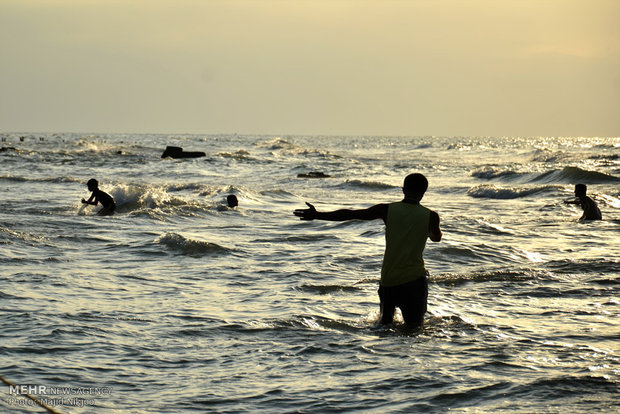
[575,183,587,193]
[403,173,428,194]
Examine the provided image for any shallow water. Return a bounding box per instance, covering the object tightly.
[1,134,619,413]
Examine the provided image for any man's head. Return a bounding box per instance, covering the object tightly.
[575,183,587,197]
[87,178,98,191]
[403,173,428,201]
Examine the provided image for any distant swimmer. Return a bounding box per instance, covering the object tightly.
[81,178,116,216]
[294,173,442,329]
[227,194,238,208]
[565,184,602,221]
[216,194,239,211]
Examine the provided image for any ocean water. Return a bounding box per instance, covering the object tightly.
[1,133,618,413]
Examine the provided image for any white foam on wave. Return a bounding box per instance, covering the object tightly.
[109,184,178,210]
[155,232,232,256]
[467,184,555,199]
[470,166,526,181]
[344,179,397,190]
[76,203,89,216]
[75,182,254,216]
[597,194,620,208]
[531,166,619,184]
[73,137,122,154]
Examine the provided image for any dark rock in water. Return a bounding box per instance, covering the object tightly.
[161,146,206,159]
[0,147,17,153]
[297,171,331,178]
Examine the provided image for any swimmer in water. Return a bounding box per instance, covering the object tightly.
[565,183,601,221]
[82,178,116,216]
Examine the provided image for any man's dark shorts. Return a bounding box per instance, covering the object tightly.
[378,274,428,327]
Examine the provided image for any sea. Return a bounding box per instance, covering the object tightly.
[1,133,618,413]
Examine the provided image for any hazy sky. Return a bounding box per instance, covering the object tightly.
[1,0,618,136]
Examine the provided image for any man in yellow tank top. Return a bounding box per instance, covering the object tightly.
[294,173,442,328]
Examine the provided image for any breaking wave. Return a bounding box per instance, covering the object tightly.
[531,166,619,184]
[155,232,233,256]
[471,166,619,185]
[81,184,236,216]
[342,179,397,190]
[467,184,557,199]
[470,167,527,181]
[109,184,186,211]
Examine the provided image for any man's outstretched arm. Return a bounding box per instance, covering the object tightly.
[294,202,387,222]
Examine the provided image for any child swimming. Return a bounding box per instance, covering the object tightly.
[81,178,116,216]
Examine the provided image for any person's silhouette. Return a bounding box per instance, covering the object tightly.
[566,184,601,221]
[82,179,116,216]
[294,173,442,328]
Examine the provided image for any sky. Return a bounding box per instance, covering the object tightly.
[1,0,618,137]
